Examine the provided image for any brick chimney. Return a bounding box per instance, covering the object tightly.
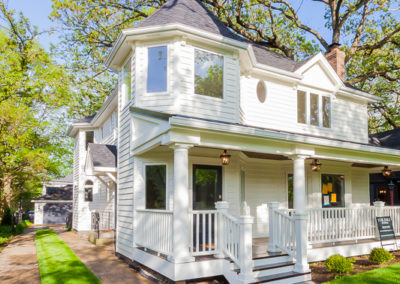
[325,43,346,81]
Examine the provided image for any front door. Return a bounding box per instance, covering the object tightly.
[192,165,222,210]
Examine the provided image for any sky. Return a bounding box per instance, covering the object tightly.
[5,0,332,52]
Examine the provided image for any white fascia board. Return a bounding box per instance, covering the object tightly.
[32,200,72,204]
[106,24,248,71]
[67,123,95,138]
[93,167,117,173]
[169,116,400,158]
[90,89,118,127]
[338,86,380,103]
[247,45,302,82]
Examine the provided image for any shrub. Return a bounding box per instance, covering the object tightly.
[1,207,13,226]
[0,236,9,245]
[0,225,12,237]
[369,248,393,264]
[325,254,355,274]
[15,223,24,235]
[20,220,32,227]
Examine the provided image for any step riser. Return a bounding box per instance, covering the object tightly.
[265,273,311,284]
[253,256,292,267]
[253,265,294,278]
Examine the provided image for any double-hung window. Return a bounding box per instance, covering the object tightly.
[145,165,167,209]
[297,90,331,128]
[147,46,168,93]
[123,59,132,105]
[194,49,223,98]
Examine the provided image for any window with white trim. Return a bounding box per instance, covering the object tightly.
[84,180,93,202]
[194,49,223,98]
[147,46,167,93]
[145,165,166,209]
[297,90,331,128]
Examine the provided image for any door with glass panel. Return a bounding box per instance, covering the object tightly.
[192,165,222,253]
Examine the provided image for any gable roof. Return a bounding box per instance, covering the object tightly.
[88,143,117,168]
[74,114,96,124]
[49,174,73,184]
[34,185,73,201]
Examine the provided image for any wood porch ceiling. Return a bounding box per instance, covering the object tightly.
[243,151,289,160]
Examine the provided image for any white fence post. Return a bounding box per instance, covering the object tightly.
[215,201,229,258]
[374,201,385,240]
[267,202,281,253]
[238,214,254,283]
[294,212,310,273]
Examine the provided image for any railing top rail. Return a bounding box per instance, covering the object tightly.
[220,211,239,223]
[136,209,173,214]
[273,209,295,219]
[191,210,218,214]
[307,206,376,211]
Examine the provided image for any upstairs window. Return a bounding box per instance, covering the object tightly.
[84,180,93,202]
[194,49,223,98]
[297,90,331,128]
[85,131,94,150]
[145,165,166,209]
[147,46,167,93]
[123,59,132,104]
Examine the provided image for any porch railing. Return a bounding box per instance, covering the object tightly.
[220,210,240,266]
[382,206,400,236]
[272,209,296,257]
[99,211,114,231]
[308,207,378,244]
[190,210,218,256]
[135,209,173,256]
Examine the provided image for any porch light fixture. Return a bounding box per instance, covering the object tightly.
[310,159,321,172]
[382,166,392,177]
[220,149,231,166]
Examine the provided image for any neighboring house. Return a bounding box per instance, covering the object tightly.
[70,0,400,283]
[67,91,117,233]
[32,175,73,224]
[370,129,400,205]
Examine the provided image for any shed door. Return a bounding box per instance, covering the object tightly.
[43,203,72,224]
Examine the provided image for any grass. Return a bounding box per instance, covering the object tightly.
[35,229,101,284]
[327,263,400,284]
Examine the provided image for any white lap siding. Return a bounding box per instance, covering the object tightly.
[351,168,370,206]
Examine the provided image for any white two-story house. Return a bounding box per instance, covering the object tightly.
[70,0,400,283]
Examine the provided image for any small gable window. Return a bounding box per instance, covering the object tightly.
[256,80,267,103]
[123,58,132,104]
[194,49,223,98]
[84,180,93,202]
[85,131,94,150]
[297,90,331,128]
[145,165,166,210]
[147,46,168,93]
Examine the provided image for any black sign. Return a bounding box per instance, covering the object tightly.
[376,216,396,240]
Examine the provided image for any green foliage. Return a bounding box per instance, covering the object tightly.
[20,220,32,227]
[369,248,394,264]
[195,65,223,98]
[35,229,101,284]
[15,223,24,235]
[325,254,355,275]
[1,207,13,226]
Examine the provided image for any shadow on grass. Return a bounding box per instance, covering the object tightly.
[35,229,101,284]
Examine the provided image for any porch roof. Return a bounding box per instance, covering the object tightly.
[85,143,117,176]
[131,107,400,166]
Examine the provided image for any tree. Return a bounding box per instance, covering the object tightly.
[0,2,72,213]
[50,0,400,132]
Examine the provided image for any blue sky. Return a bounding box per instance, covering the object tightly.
[6,0,332,52]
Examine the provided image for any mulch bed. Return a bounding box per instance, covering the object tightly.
[310,250,400,283]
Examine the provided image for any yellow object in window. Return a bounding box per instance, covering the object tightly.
[331,193,337,203]
[322,185,328,195]
[327,183,333,193]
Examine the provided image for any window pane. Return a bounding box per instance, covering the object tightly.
[322,96,331,128]
[321,174,345,208]
[85,131,94,150]
[146,165,166,209]
[310,93,319,126]
[297,91,306,124]
[147,46,167,93]
[288,174,293,209]
[124,60,131,101]
[194,50,223,98]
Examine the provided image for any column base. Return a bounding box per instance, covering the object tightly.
[167,255,195,264]
[294,262,310,273]
[267,245,281,253]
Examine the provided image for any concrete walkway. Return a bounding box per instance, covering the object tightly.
[0,225,152,284]
[52,225,153,284]
[0,227,41,284]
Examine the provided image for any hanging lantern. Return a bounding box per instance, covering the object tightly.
[220,149,231,165]
[310,159,321,172]
[388,180,396,191]
[382,166,392,177]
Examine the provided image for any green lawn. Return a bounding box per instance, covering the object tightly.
[327,263,400,284]
[35,229,101,284]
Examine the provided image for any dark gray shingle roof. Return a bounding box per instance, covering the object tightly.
[74,114,96,124]
[49,174,73,184]
[34,185,73,201]
[369,129,400,150]
[88,143,117,168]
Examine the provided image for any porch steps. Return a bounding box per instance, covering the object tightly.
[250,254,311,284]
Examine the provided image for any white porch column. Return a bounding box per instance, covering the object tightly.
[267,201,280,252]
[169,143,194,263]
[290,155,308,214]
